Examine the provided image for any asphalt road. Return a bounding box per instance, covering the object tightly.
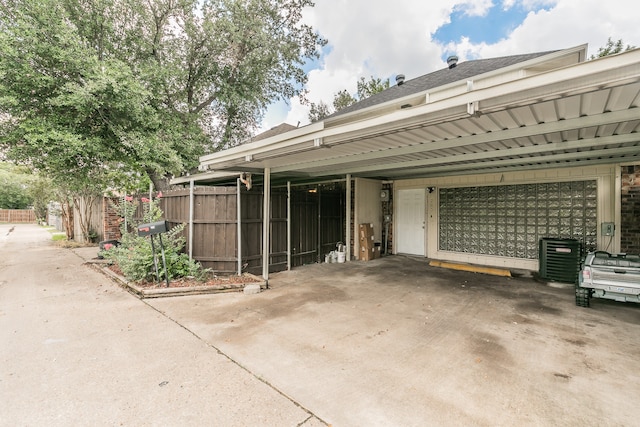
[0,224,325,426]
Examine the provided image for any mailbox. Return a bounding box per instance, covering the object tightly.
[137,220,168,237]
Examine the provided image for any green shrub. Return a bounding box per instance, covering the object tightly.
[102,197,207,282]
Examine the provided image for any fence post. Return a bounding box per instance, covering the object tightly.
[188,180,194,260]
[287,181,291,271]
[237,178,242,275]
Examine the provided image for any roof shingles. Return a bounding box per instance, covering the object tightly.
[328,51,556,119]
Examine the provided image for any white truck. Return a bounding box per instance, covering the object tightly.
[577,251,640,307]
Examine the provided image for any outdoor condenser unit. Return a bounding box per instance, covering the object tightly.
[539,238,583,283]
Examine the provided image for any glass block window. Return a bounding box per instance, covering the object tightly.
[439,181,597,259]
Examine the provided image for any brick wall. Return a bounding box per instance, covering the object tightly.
[102,197,122,241]
[620,165,640,254]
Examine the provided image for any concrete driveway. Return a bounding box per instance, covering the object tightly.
[3,224,639,426]
[148,255,640,426]
[0,225,323,427]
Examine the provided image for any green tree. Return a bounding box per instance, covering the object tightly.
[356,76,390,99]
[103,197,205,282]
[308,75,390,122]
[0,0,326,191]
[308,100,333,123]
[590,37,636,59]
[0,163,33,209]
[26,176,52,223]
[333,89,357,112]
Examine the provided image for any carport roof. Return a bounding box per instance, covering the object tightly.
[178,44,640,186]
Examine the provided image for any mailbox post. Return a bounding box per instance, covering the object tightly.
[137,220,170,287]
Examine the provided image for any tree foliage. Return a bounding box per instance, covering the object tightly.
[590,37,636,59]
[308,75,390,122]
[103,197,205,282]
[26,176,53,222]
[0,163,33,209]
[0,0,326,191]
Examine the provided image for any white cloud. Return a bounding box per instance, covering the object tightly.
[458,0,493,17]
[452,0,640,58]
[261,0,640,132]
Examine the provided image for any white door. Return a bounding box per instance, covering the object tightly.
[396,189,426,256]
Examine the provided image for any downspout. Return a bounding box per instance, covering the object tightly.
[237,177,242,275]
[287,181,291,271]
[188,179,194,259]
[262,168,271,282]
[346,174,352,262]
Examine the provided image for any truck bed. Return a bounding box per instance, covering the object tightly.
[577,252,640,307]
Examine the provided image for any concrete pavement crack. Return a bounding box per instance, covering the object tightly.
[141,299,329,426]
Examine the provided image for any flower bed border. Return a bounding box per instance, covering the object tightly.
[90,259,267,299]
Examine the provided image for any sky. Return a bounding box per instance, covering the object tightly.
[259,0,640,133]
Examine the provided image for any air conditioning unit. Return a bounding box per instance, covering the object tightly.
[539,238,583,283]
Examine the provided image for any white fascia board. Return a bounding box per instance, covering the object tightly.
[170,170,241,185]
[199,122,324,166]
[199,46,587,170]
[317,49,640,142]
[323,45,588,127]
[268,52,640,175]
[199,47,639,172]
[348,48,640,133]
[296,110,640,176]
[309,131,640,177]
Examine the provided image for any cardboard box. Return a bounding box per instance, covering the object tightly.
[359,244,381,261]
[359,223,374,240]
[373,245,381,259]
[360,245,376,261]
[359,235,374,246]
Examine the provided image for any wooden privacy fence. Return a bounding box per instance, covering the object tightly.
[0,209,36,223]
[161,186,246,274]
[125,183,346,275]
[154,186,289,275]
